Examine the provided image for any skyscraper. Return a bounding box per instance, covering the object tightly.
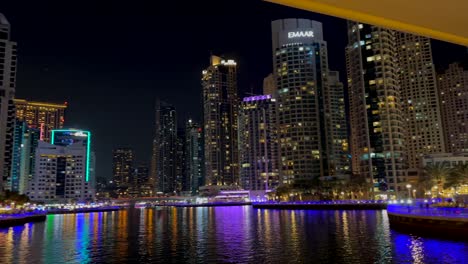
[239,95,280,190]
[396,33,445,169]
[27,141,94,202]
[438,63,468,153]
[346,22,406,196]
[112,148,134,189]
[14,99,67,142]
[175,128,186,193]
[327,71,350,176]
[272,18,346,183]
[185,119,204,195]
[51,129,93,184]
[202,55,239,186]
[151,100,177,194]
[0,13,17,193]
[8,121,39,194]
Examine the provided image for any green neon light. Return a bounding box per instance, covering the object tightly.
[50,129,91,182]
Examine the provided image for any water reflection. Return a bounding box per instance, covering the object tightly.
[0,207,466,263]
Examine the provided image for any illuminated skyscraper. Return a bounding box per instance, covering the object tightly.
[397,33,445,169]
[185,119,204,195]
[202,55,239,186]
[27,140,94,202]
[8,121,40,194]
[0,13,17,193]
[175,128,186,193]
[438,63,468,153]
[112,148,134,189]
[346,22,406,196]
[51,129,93,183]
[14,99,67,142]
[151,100,177,193]
[239,95,280,190]
[327,71,350,175]
[272,18,347,183]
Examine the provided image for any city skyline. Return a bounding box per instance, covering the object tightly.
[1,1,467,182]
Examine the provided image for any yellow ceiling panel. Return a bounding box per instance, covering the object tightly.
[265,0,468,46]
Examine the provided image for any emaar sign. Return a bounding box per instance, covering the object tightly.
[288,31,314,38]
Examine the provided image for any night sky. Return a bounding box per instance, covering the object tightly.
[2,0,466,180]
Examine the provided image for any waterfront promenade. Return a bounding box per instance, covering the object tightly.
[252,200,387,210]
[387,204,468,238]
[0,211,46,227]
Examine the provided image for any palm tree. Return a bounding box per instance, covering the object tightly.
[446,163,468,190]
[423,162,451,195]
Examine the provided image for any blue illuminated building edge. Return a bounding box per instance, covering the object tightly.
[50,129,91,182]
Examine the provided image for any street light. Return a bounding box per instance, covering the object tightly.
[406,184,412,198]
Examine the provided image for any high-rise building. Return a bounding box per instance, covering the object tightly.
[14,99,67,142]
[151,100,177,193]
[239,95,280,190]
[272,18,346,183]
[327,71,351,175]
[263,73,277,96]
[51,129,93,184]
[438,63,468,153]
[0,13,17,193]
[112,148,134,189]
[134,164,152,197]
[202,55,239,186]
[185,119,204,195]
[397,33,445,168]
[27,141,94,202]
[8,120,39,194]
[175,128,186,193]
[346,22,406,196]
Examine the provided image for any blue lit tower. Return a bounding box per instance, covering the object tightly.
[9,120,40,194]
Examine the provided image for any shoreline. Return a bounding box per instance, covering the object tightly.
[252,202,387,210]
[170,202,252,208]
[0,213,46,228]
[46,206,122,215]
[387,211,468,239]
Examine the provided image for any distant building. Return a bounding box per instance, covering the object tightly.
[0,13,17,193]
[202,55,239,186]
[272,18,347,183]
[14,99,67,143]
[175,129,186,193]
[346,22,406,196]
[27,140,94,202]
[134,164,151,197]
[438,63,468,153]
[151,100,177,194]
[239,95,280,190]
[397,33,445,169]
[263,73,276,96]
[8,120,40,194]
[185,119,204,195]
[112,148,134,190]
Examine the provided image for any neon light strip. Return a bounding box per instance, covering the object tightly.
[50,129,91,182]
